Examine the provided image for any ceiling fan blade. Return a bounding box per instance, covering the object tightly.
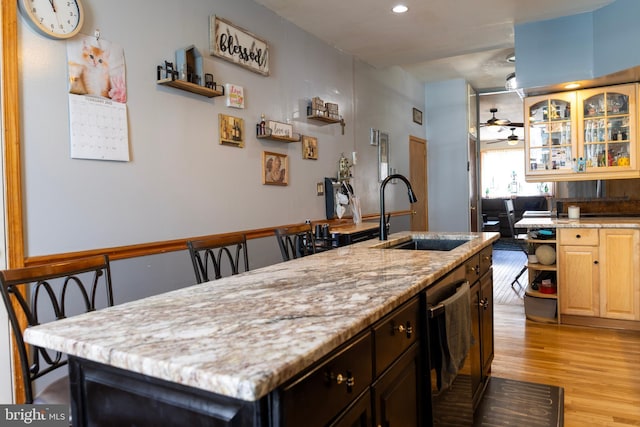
[509,122,524,127]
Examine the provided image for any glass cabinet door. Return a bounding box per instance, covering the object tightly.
[578,84,635,170]
[525,93,575,174]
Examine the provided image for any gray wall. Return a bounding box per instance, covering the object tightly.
[16,0,425,303]
[425,79,471,232]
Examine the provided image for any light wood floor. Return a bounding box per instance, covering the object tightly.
[492,249,640,427]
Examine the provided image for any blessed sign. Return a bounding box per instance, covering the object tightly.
[209,16,269,76]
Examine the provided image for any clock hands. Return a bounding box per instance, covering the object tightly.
[48,0,56,13]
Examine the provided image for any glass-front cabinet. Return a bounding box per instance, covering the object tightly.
[578,84,636,172]
[524,83,638,181]
[525,92,576,178]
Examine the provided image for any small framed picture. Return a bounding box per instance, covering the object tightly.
[219,114,244,147]
[263,151,288,186]
[302,136,318,160]
[412,108,423,125]
[316,182,324,196]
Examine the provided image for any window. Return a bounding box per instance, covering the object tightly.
[481,148,552,198]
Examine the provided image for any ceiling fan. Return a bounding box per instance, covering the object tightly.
[482,108,524,128]
[485,127,521,145]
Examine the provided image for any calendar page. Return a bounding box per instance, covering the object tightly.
[69,94,130,161]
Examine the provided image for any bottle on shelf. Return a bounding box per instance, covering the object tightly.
[260,114,266,135]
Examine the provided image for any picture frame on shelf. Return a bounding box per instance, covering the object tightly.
[302,135,318,160]
[219,114,244,147]
[263,151,288,186]
[378,132,390,181]
[412,107,423,125]
[316,182,324,196]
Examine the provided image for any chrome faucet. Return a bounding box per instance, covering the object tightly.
[379,174,418,240]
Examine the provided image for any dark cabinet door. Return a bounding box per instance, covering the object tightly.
[372,343,421,427]
[469,281,483,404]
[480,271,494,374]
[329,389,372,427]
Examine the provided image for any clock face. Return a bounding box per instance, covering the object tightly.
[18,0,84,40]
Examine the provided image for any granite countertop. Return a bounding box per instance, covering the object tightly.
[24,231,498,402]
[515,216,640,229]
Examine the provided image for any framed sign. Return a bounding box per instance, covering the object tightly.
[209,15,269,76]
[268,120,292,138]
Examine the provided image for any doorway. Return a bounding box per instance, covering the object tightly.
[409,135,428,231]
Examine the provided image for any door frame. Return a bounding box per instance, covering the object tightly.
[409,135,428,231]
[2,0,28,403]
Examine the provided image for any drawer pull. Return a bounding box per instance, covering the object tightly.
[393,322,413,338]
[466,264,479,275]
[575,234,581,239]
[479,298,489,309]
[329,372,355,392]
[594,260,599,265]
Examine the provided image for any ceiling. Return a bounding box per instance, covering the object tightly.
[253,0,616,143]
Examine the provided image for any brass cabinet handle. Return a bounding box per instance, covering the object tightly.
[393,321,413,338]
[479,298,489,309]
[329,372,355,392]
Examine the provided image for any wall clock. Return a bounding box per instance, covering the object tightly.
[17,0,84,40]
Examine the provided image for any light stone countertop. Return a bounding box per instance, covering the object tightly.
[515,216,640,229]
[24,231,499,402]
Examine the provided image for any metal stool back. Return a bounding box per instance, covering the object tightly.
[187,234,249,283]
[0,254,114,404]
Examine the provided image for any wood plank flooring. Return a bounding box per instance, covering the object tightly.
[492,249,640,427]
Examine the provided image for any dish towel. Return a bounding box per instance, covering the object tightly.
[438,282,471,392]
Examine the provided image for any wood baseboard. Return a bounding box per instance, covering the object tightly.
[560,314,640,331]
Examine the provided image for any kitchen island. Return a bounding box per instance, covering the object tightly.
[24,231,499,426]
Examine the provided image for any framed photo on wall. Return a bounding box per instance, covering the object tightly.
[219,114,244,147]
[263,151,288,185]
[412,108,423,125]
[378,132,389,181]
[302,136,318,160]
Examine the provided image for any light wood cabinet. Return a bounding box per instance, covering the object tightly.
[558,242,599,317]
[599,229,640,320]
[558,228,640,321]
[525,83,639,182]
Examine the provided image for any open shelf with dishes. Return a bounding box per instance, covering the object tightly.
[524,234,559,323]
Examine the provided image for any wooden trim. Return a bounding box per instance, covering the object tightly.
[24,211,412,267]
[2,0,27,403]
[560,314,640,332]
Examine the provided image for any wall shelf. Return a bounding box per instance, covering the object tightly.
[307,114,342,124]
[157,78,224,98]
[256,131,301,143]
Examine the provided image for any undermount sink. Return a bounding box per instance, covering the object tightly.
[383,236,473,251]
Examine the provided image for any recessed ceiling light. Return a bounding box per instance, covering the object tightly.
[392,4,408,13]
[564,83,580,89]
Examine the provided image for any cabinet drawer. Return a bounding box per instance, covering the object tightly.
[373,297,420,377]
[559,228,599,246]
[280,332,372,427]
[478,246,493,277]
[464,254,480,284]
